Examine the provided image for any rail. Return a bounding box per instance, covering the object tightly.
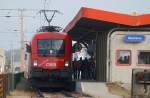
[60,91,74,97]
[32,88,91,98]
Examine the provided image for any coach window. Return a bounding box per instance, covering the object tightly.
[116,50,131,66]
[138,51,150,65]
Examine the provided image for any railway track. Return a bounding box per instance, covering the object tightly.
[32,88,91,98]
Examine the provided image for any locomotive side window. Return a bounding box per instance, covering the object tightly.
[38,39,65,57]
[138,51,150,65]
[116,50,131,66]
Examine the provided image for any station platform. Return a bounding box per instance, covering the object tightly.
[76,82,125,98]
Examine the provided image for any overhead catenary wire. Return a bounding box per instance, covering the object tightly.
[0,8,62,41]
[39,0,62,26]
[0,31,35,34]
[0,9,38,70]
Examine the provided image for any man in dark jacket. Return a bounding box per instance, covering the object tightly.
[72,58,78,79]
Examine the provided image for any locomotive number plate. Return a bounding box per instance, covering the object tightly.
[46,63,56,66]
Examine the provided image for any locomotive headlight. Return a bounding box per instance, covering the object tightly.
[65,61,69,67]
[33,59,38,66]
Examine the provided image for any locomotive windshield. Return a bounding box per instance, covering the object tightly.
[38,39,65,57]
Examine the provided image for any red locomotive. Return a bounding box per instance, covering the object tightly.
[25,26,74,89]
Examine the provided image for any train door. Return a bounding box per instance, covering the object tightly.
[109,30,150,84]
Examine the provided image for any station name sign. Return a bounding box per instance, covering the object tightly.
[123,35,145,43]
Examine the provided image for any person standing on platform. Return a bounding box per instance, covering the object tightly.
[78,57,83,80]
[89,57,96,80]
[72,58,78,80]
[82,57,88,79]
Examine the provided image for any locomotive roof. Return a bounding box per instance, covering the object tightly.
[64,7,150,41]
[32,32,68,40]
[40,31,66,34]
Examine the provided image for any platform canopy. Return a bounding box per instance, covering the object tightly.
[64,7,150,41]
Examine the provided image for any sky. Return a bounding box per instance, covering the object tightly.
[0,0,150,50]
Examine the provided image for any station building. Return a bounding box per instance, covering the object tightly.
[0,48,5,73]
[64,7,150,84]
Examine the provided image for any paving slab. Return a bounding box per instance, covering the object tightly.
[7,96,31,98]
[76,82,122,98]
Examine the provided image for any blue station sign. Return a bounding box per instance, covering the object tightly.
[123,35,145,43]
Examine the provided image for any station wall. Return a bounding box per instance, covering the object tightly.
[110,31,150,83]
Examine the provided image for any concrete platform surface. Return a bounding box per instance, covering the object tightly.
[76,82,122,98]
[7,96,31,98]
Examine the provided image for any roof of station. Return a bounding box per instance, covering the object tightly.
[64,7,150,40]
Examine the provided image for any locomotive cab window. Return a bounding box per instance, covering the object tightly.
[38,39,65,57]
[116,50,131,66]
[138,51,150,65]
